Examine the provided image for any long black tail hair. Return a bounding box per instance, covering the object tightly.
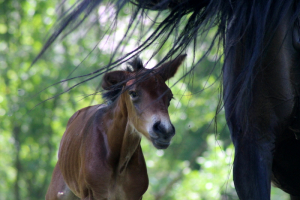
[34,0,300,120]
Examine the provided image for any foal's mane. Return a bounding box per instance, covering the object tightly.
[102,57,144,104]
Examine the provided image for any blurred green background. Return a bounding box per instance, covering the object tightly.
[0,0,290,199]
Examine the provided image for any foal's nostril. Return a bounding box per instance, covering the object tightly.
[153,121,164,134]
[153,121,175,138]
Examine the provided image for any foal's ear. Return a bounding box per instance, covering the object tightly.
[102,71,127,90]
[293,17,300,50]
[157,54,187,81]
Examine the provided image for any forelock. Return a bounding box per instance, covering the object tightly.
[127,57,144,72]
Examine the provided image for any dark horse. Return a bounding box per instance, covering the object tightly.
[137,1,300,199]
[38,0,300,199]
[45,55,186,200]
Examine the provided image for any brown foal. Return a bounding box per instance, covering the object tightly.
[45,54,186,200]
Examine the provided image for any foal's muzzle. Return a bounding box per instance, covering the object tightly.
[150,121,175,149]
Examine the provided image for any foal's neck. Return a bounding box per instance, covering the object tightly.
[105,93,142,173]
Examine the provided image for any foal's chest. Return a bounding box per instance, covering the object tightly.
[108,147,149,200]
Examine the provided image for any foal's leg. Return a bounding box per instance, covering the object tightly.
[46,164,79,200]
[232,131,274,200]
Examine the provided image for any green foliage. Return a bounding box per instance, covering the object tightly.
[0,0,290,199]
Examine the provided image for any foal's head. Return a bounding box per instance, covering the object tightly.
[102,55,186,149]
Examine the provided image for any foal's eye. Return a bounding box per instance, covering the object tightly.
[129,91,138,98]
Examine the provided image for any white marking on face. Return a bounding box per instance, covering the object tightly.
[160,115,173,133]
[129,110,173,141]
[146,114,172,135]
